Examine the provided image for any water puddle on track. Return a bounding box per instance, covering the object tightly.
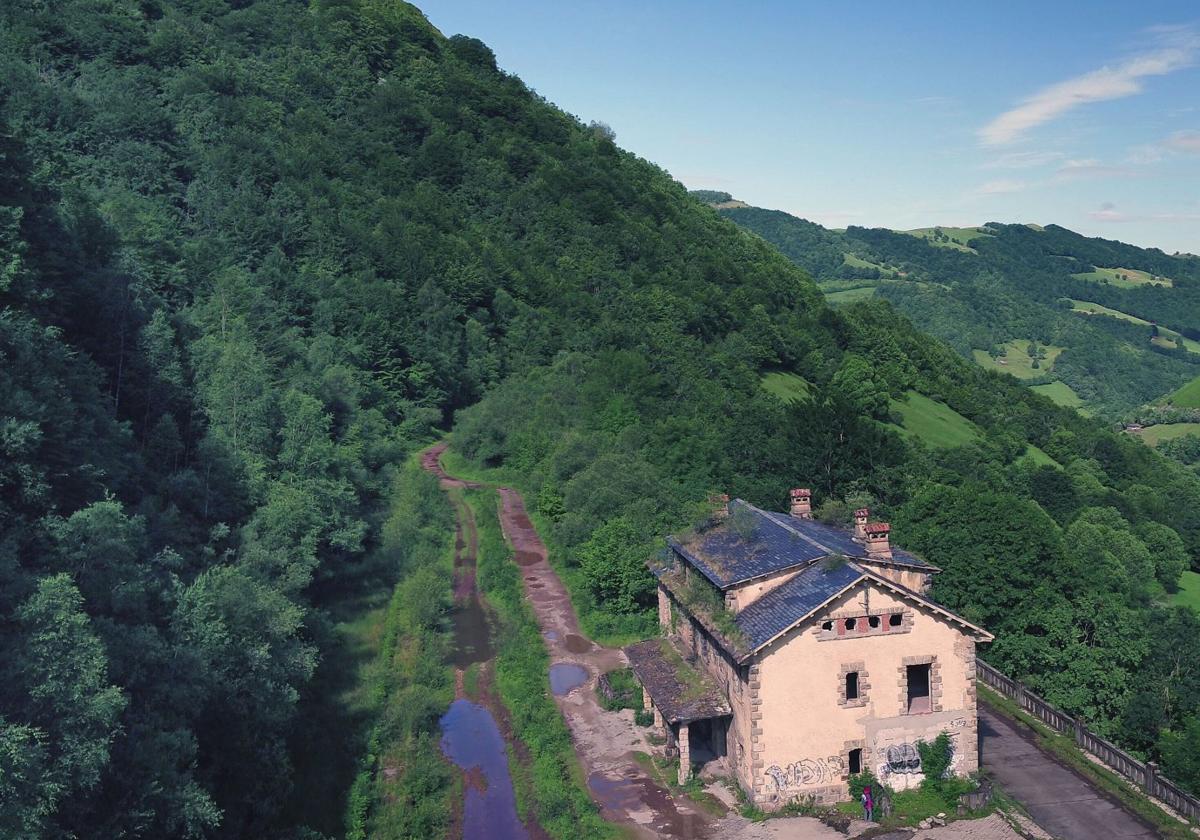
[440,699,529,840]
[549,662,589,696]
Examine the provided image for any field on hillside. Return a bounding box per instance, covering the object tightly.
[1133,423,1200,446]
[1171,571,1200,612]
[972,340,1064,380]
[1069,300,1200,352]
[1164,375,1200,408]
[1030,381,1084,408]
[889,392,981,448]
[760,371,812,403]
[1072,266,1173,289]
[901,226,990,253]
[842,252,896,275]
[825,285,877,304]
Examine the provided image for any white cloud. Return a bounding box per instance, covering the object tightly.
[979,26,1200,145]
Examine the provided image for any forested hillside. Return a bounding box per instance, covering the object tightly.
[6,1,1200,837]
[717,202,1200,416]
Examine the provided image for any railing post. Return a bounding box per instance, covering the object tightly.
[1145,761,1158,795]
[1073,715,1086,748]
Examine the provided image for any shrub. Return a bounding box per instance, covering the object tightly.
[634,709,654,727]
[917,732,954,784]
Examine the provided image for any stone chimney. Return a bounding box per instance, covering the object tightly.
[864,522,892,559]
[709,492,730,521]
[789,488,813,519]
[853,508,870,540]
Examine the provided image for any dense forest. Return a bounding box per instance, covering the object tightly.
[6,1,1200,837]
[718,203,1200,416]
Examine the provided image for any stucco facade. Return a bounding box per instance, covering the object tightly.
[630,495,991,807]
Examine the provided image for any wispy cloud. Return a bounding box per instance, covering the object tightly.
[1164,129,1200,153]
[1054,158,1137,180]
[1087,201,1200,223]
[983,150,1065,169]
[974,179,1030,195]
[1129,128,1200,163]
[979,25,1200,146]
[1089,201,1130,222]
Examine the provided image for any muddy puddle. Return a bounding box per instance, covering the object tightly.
[564,634,591,654]
[549,663,589,695]
[588,771,702,838]
[440,699,529,840]
[450,595,493,669]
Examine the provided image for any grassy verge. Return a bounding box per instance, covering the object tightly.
[979,685,1195,840]
[440,446,653,647]
[464,486,620,839]
[344,459,457,839]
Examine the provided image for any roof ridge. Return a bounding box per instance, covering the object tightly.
[755,504,840,557]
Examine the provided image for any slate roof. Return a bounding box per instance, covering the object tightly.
[623,638,732,724]
[733,560,865,650]
[669,499,931,589]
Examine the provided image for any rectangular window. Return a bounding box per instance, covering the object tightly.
[845,671,859,701]
[907,663,931,713]
[848,748,862,775]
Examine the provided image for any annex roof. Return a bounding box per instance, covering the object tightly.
[667,499,933,589]
[623,638,732,724]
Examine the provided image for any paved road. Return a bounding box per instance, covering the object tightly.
[980,704,1160,839]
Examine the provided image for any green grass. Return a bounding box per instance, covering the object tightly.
[1072,266,1173,289]
[972,340,1064,380]
[1164,374,1200,408]
[889,391,982,448]
[1069,300,1200,352]
[1030,381,1084,408]
[760,371,812,404]
[1133,423,1200,446]
[901,226,991,253]
[978,686,1195,840]
[1170,570,1200,613]
[825,285,878,304]
[1020,444,1060,468]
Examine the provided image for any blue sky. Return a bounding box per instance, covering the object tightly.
[421,1,1200,254]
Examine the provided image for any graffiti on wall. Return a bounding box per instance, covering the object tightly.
[883,743,921,775]
[765,754,847,791]
[875,736,959,781]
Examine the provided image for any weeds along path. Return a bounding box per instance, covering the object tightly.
[427,443,714,839]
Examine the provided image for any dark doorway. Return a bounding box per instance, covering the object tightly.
[907,663,931,713]
[848,747,863,775]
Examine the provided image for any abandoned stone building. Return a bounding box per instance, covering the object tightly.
[624,490,993,807]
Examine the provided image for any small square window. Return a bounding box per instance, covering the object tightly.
[845,671,859,700]
[889,613,903,628]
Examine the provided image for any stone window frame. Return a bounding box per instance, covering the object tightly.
[897,654,943,715]
[814,607,912,641]
[837,661,869,708]
[842,738,867,780]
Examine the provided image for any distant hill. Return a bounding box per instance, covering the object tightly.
[699,194,1200,417]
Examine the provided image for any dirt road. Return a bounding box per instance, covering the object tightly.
[426,444,713,838]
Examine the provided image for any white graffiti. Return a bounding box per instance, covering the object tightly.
[765,755,847,790]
